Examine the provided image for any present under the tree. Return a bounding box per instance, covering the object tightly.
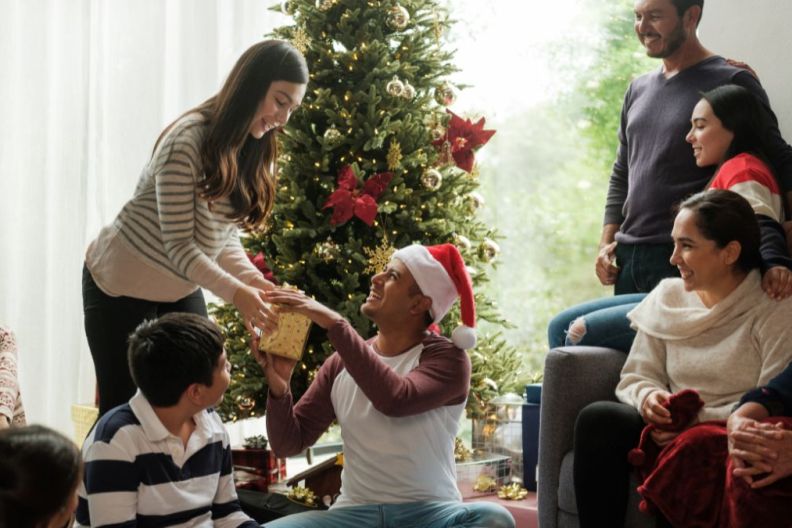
[232,447,287,492]
[472,393,525,483]
[455,452,512,499]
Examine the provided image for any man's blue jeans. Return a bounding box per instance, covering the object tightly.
[263,500,515,528]
[613,241,678,295]
[547,294,646,353]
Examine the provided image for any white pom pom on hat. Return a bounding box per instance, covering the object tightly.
[391,243,477,349]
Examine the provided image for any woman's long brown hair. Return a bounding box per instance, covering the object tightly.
[157,40,308,231]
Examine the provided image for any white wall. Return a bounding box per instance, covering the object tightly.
[700,0,792,139]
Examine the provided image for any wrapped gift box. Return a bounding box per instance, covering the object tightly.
[472,393,525,482]
[259,311,312,360]
[456,452,511,499]
[232,447,286,492]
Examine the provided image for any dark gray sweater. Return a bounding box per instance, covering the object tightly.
[605,56,792,244]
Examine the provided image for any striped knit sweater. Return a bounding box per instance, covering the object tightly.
[75,391,257,528]
[86,113,261,303]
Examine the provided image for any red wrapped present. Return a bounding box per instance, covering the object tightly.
[232,448,286,492]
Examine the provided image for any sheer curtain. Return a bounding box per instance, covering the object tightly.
[0,0,286,436]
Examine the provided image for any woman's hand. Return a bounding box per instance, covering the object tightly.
[250,332,296,398]
[233,285,278,334]
[650,428,681,447]
[761,266,792,300]
[264,288,344,330]
[641,390,673,427]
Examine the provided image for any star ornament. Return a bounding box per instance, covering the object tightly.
[433,110,496,173]
[322,165,393,226]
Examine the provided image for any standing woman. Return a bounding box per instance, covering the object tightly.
[83,40,308,415]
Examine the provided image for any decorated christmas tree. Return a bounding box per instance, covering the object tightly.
[212,0,526,422]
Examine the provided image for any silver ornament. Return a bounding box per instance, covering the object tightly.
[454,234,472,251]
[430,125,446,142]
[478,238,500,263]
[387,5,410,30]
[386,76,405,97]
[323,127,343,147]
[434,81,458,106]
[466,191,485,213]
[402,81,416,99]
[421,168,443,191]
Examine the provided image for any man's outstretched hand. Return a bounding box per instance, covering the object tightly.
[264,288,344,330]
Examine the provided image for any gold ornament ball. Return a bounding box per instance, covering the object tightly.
[434,81,458,106]
[421,168,443,191]
[387,5,410,30]
[386,76,405,97]
[402,81,416,99]
[478,238,500,263]
[317,0,335,11]
[323,127,343,147]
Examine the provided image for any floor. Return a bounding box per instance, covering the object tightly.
[465,492,538,528]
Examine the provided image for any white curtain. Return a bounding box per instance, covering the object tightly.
[0,0,287,436]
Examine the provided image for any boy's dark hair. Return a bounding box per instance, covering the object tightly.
[128,312,224,407]
[0,425,82,528]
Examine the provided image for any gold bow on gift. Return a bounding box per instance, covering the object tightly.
[287,486,318,507]
[498,482,529,500]
[473,475,498,493]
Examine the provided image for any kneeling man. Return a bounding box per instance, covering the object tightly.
[259,244,515,528]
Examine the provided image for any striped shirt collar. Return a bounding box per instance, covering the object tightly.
[128,390,212,443]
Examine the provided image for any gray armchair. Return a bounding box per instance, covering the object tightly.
[537,346,656,528]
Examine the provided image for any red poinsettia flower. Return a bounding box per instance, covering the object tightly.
[322,165,393,226]
[433,110,496,173]
[247,251,277,284]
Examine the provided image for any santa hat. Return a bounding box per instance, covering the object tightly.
[391,243,477,349]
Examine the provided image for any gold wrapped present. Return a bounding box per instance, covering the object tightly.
[259,293,312,360]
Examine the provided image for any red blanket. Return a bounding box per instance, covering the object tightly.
[636,418,792,527]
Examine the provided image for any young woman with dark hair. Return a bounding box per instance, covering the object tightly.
[83,40,308,415]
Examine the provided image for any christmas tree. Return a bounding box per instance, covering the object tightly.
[212,0,526,422]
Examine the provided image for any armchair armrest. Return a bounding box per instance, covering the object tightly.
[537,346,628,528]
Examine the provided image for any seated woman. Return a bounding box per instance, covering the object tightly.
[0,326,26,428]
[548,84,792,353]
[572,189,792,527]
[0,424,83,528]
